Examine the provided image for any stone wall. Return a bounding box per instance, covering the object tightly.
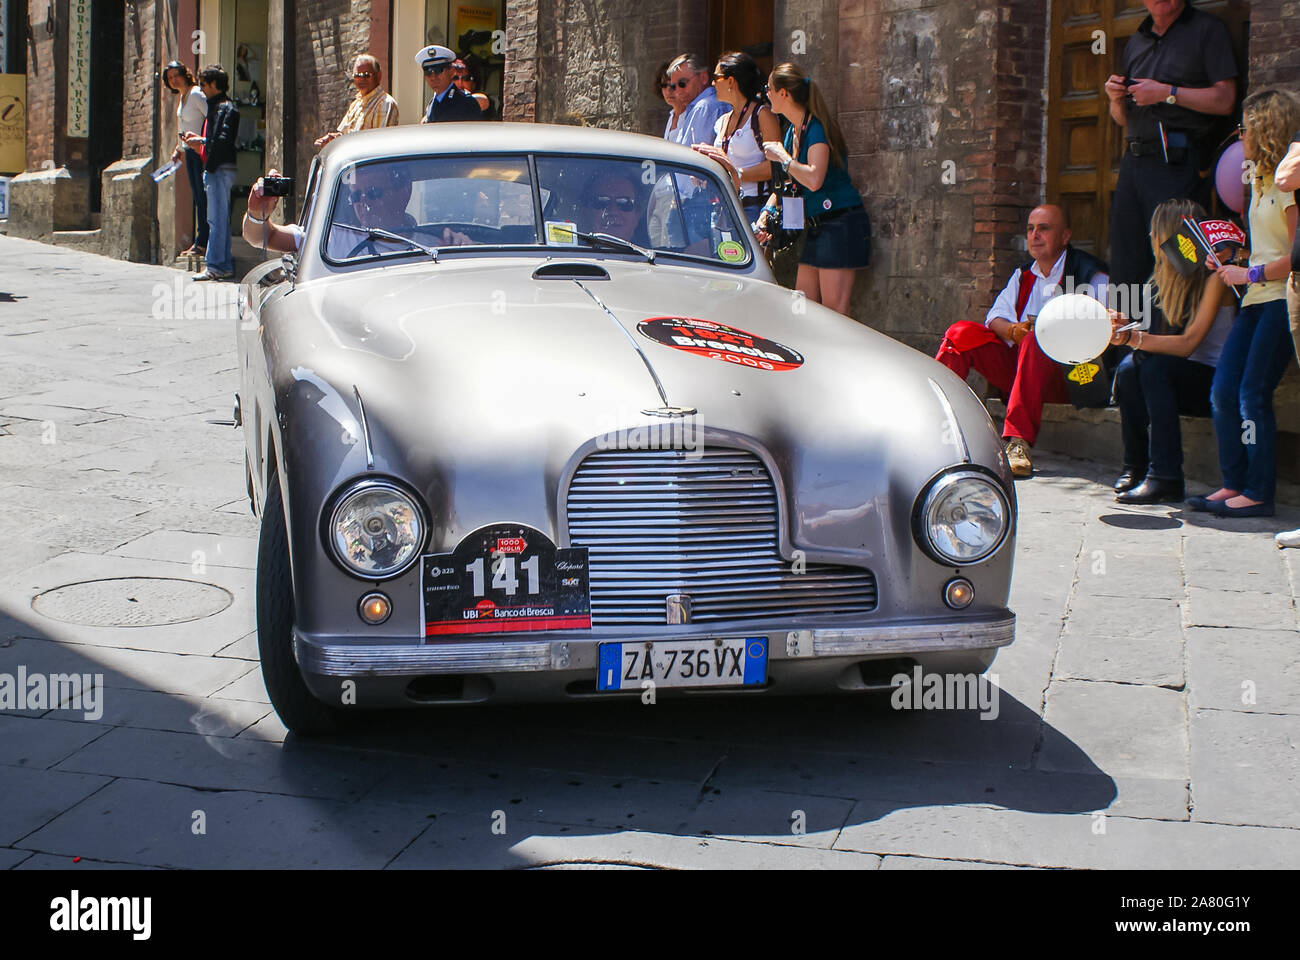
[505,0,707,131]
[21,2,58,172]
[292,0,374,187]
[122,0,159,162]
[836,0,1046,354]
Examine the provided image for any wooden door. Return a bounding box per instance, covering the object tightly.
[1047,0,1249,259]
[707,0,775,75]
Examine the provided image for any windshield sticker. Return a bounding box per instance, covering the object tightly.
[637,317,804,372]
[545,220,579,245]
[716,240,745,262]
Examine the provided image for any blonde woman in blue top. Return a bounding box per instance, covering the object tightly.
[755,62,871,315]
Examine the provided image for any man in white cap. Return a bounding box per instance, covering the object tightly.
[416,44,483,123]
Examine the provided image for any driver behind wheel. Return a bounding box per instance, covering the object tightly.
[579,172,648,245]
[243,163,473,257]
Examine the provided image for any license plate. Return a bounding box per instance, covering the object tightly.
[597,637,768,691]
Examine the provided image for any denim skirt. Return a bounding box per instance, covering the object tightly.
[800,204,871,269]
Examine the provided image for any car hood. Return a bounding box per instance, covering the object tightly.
[265,256,1009,555]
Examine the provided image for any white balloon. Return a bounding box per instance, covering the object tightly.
[1034,293,1112,364]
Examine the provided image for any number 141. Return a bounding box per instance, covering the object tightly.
[467,555,540,596]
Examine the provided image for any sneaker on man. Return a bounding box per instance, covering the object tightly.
[1004,437,1033,478]
[192,268,233,282]
[1275,528,1300,549]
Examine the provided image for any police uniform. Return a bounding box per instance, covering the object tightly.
[1109,3,1237,294]
[415,44,484,124]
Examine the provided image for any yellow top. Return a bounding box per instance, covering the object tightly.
[1242,174,1296,307]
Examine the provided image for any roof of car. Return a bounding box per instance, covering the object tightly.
[317,121,717,170]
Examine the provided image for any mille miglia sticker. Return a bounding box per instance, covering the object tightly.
[636,317,804,372]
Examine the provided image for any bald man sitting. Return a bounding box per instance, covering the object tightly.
[935,205,1109,477]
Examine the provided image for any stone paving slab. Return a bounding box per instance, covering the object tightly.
[0,849,34,869]
[0,635,253,699]
[0,767,111,846]
[879,854,1033,869]
[1188,708,1300,829]
[386,815,882,869]
[0,716,110,770]
[1187,627,1300,714]
[833,803,1300,869]
[55,726,401,802]
[51,688,270,737]
[14,854,159,870]
[17,779,431,870]
[1055,631,1184,688]
[1039,681,1187,780]
[111,531,258,570]
[1185,586,1297,631]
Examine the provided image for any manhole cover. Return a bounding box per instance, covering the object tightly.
[32,578,233,627]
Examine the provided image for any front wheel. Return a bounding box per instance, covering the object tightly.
[256,475,350,736]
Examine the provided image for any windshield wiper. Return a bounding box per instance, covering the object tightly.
[568,230,655,264]
[332,223,439,261]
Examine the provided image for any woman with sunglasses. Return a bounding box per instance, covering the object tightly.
[1187,88,1300,517]
[656,61,685,140]
[756,62,870,316]
[163,60,208,257]
[691,51,781,226]
[452,58,493,117]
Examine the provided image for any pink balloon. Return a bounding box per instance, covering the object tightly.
[1216,140,1246,214]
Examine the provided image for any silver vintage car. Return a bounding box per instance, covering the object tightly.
[236,123,1016,735]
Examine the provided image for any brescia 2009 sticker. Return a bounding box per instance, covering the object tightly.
[636,317,804,372]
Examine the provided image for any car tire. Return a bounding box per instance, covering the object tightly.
[257,475,350,737]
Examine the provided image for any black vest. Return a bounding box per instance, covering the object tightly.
[1017,246,1108,295]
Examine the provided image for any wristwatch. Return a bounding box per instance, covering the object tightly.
[1166,85,1178,105]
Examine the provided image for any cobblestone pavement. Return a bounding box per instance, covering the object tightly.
[2,235,1298,869]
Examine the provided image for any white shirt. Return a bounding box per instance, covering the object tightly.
[985,249,1110,344]
[177,87,207,139]
[713,107,765,198]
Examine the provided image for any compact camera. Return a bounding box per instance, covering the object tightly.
[262,175,293,197]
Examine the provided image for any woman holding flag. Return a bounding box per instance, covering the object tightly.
[1108,199,1236,504]
[1186,88,1300,517]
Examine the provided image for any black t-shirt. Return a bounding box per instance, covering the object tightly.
[1123,3,1237,148]
[1292,130,1300,274]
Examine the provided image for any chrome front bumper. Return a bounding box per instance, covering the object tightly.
[294,614,1015,678]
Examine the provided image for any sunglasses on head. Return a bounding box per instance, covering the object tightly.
[585,195,636,212]
[348,186,385,204]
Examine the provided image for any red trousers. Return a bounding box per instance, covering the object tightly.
[935,331,1067,445]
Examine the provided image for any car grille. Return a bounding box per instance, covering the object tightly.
[565,447,878,626]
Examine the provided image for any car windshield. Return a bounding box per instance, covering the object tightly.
[321,154,752,267]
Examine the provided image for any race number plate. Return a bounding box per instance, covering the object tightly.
[423,524,590,638]
[597,637,768,691]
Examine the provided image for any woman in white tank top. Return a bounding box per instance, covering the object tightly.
[692,52,781,224]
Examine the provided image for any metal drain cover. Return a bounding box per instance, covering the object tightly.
[32,577,234,627]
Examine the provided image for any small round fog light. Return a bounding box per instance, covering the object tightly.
[359,592,392,625]
[944,578,974,610]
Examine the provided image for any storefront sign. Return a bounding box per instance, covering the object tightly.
[0,73,24,174]
[67,0,93,138]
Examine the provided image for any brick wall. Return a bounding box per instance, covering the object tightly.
[23,8,58,169]
[122,0,158,160]
[506,0,707,133]
[293,0,374,186]
[1248,0,1300,92]
[837,0,1045,351]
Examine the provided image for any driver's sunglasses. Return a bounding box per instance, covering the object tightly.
[348,186,385,204]
[585,195,636,212]
[423,63,449,75]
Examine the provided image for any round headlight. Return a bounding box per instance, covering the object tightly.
[328,480,425,580]
[920,471,1009,565]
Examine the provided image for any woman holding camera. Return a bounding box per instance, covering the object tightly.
[1109,199,1235,504]
[163,61,208,257]
[754,62,870,315]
